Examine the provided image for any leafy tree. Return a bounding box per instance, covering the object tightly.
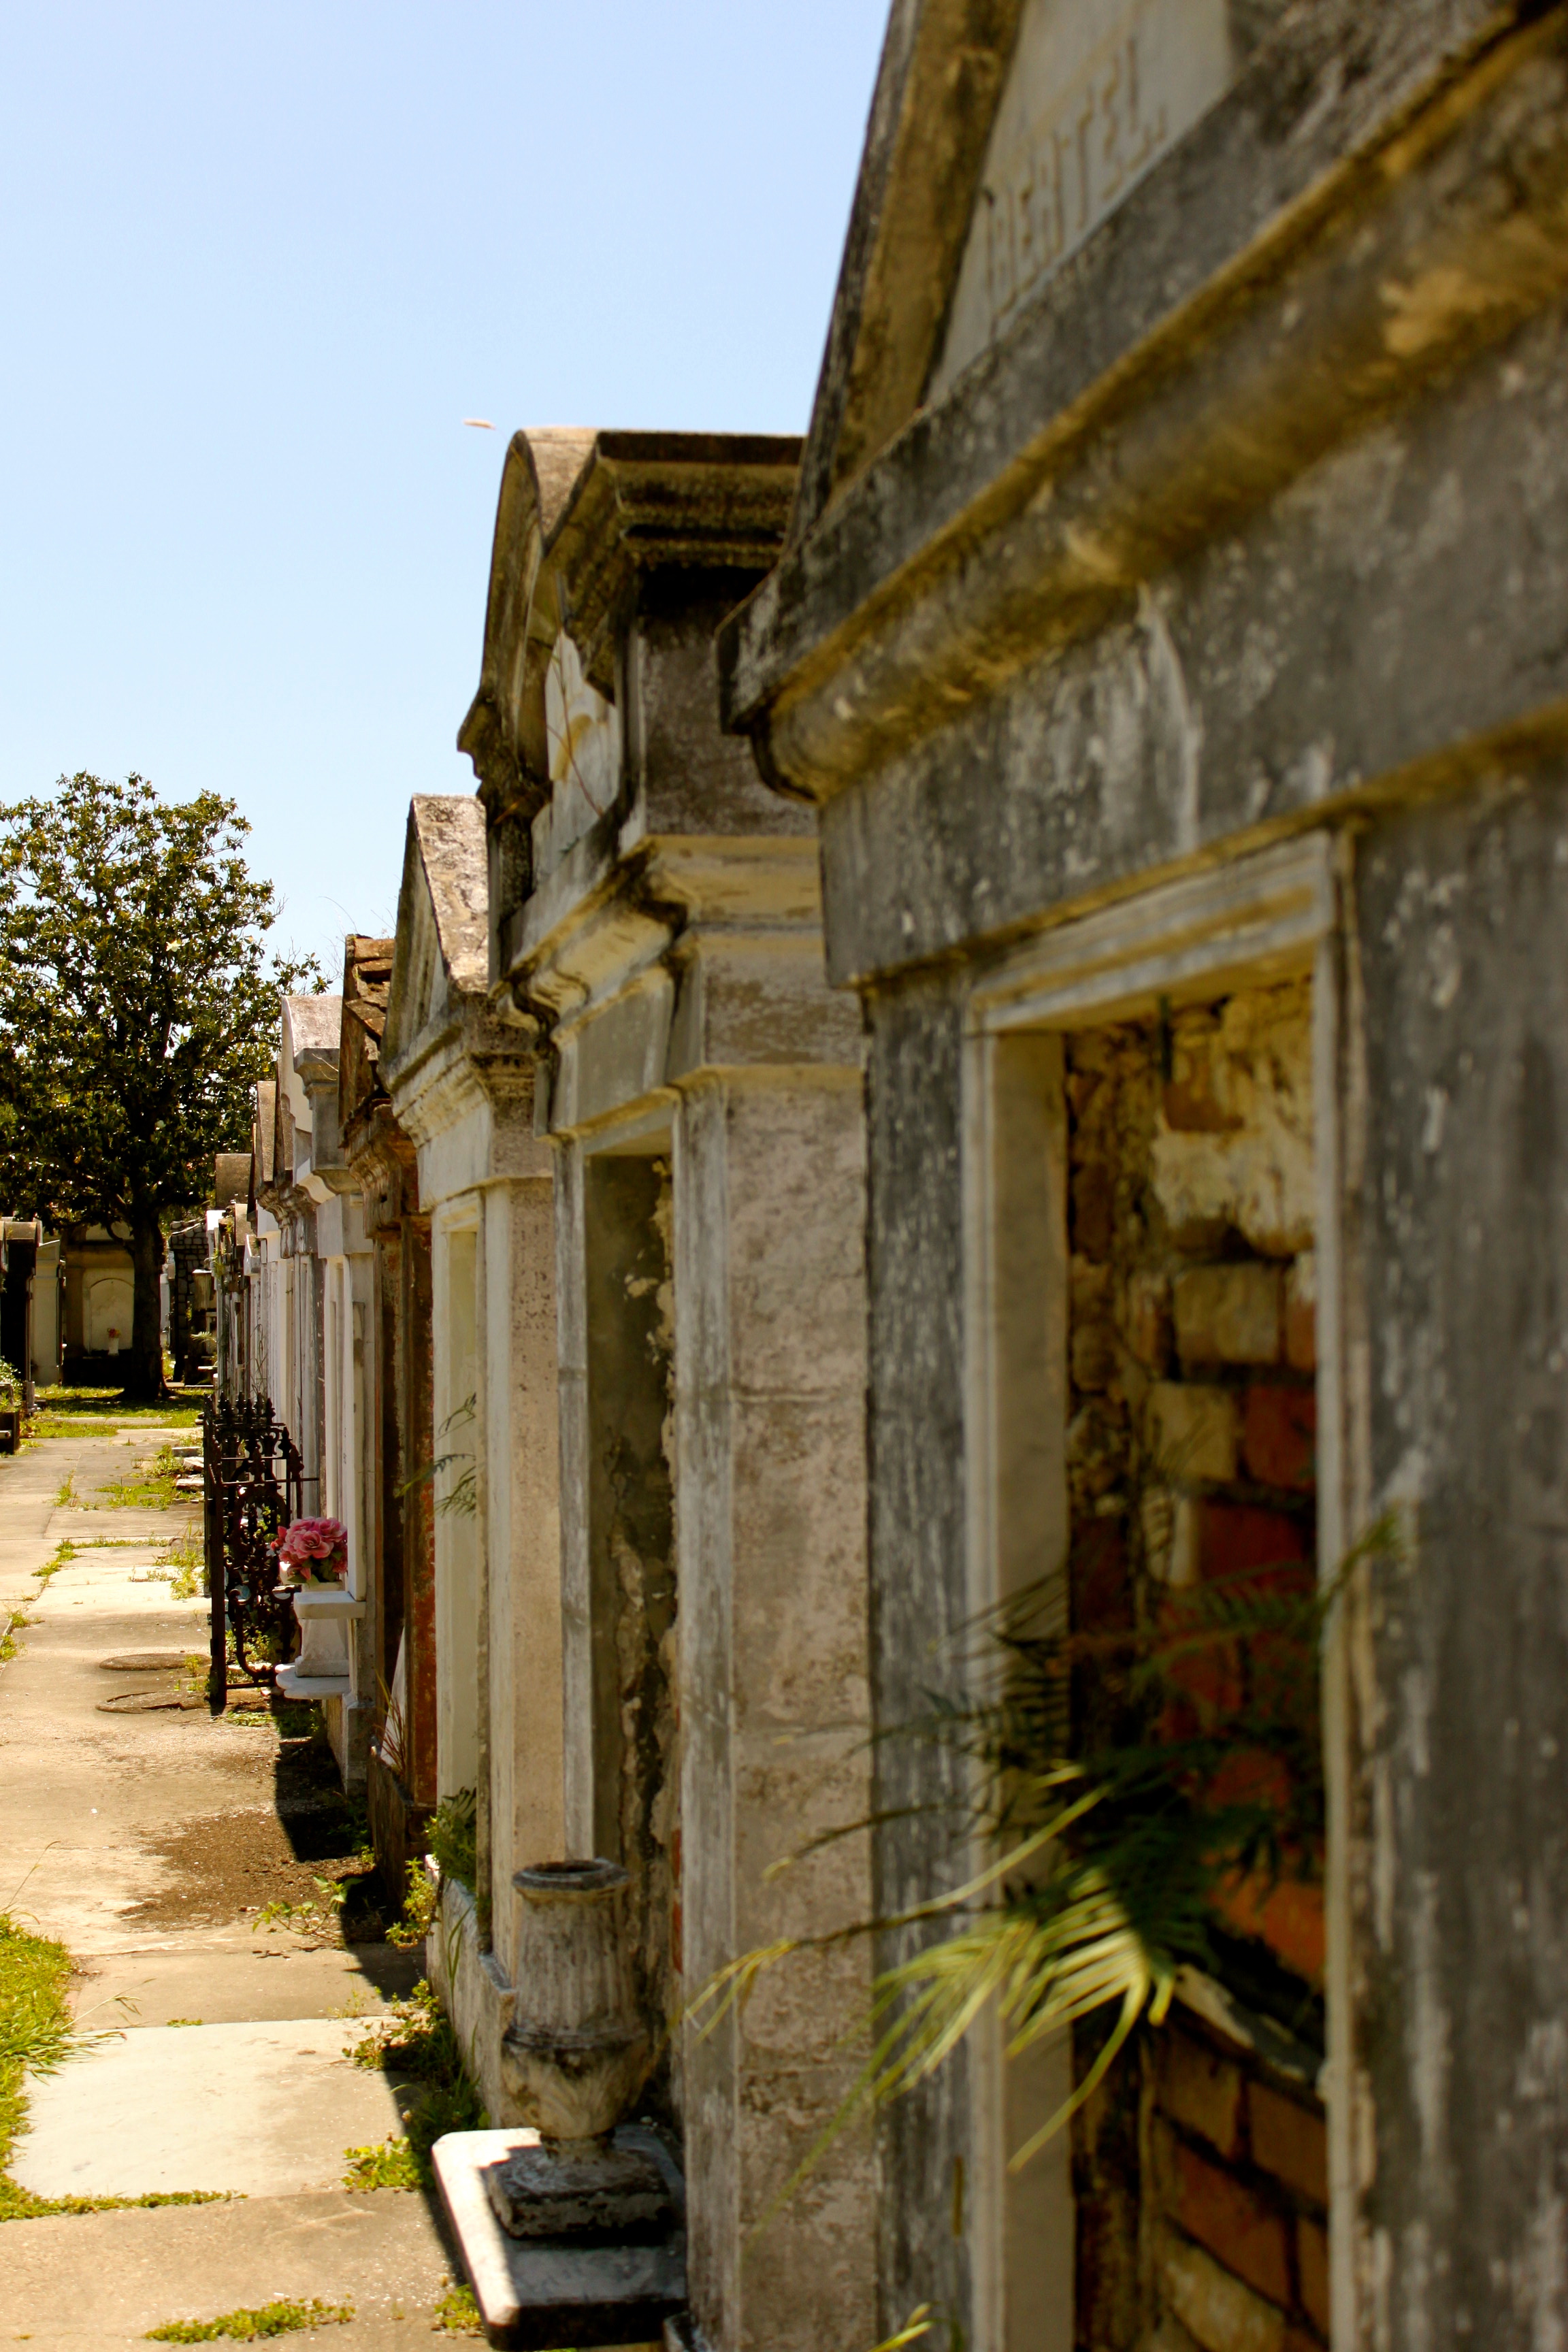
[0,772,318,1401]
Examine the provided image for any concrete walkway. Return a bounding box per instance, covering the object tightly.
[1,1418,463,2349]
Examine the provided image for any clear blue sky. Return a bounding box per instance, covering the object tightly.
[0,3,887,977]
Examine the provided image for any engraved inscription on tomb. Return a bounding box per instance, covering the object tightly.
[930,0,1233,399]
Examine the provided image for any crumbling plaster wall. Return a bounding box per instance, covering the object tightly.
[863,973,980,2340]
[816,289,1568,996]
[676,1073,877,2352]
[557,1139,681,2107]
[1345,772,1568,2351]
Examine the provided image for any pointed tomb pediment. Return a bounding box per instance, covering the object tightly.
[381,797,489,1081]
[457,428,600,830]
[793,0,1277,543]
[460,427,799,978]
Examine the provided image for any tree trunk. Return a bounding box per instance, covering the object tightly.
[126,1209,167,1403]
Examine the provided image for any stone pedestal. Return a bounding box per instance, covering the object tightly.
[275,1586,361,1701]
[432,2125,685,2351]
[436,1861,685,2347]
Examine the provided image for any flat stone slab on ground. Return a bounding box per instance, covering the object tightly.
[71,1936,424,2028]
[12,2019,414,2199]
[48,1505,198,1544]
[1,2185,456,2345]
[433,2128,685,2350]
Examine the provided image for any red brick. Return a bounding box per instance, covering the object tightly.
[1251,2082,1328,2207]
[1198,1501,1311,1584]
[1073,1518,1132,1633]
[1207,1752,1293,1813]
[1158,1616,1244,1724]
[1218,1874,1326,1984]
[1284,1255,1316,1373]
[1296,2217,1330,2336]
[1160,2225,1288,2352]
[1243,1388,1317,1490]
[1171,2140,1292,2308]
[1157,2030,1245,2159]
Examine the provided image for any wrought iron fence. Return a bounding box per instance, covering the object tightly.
[202,1394,312,1708]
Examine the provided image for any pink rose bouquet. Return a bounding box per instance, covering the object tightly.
[272,1516,348,1584]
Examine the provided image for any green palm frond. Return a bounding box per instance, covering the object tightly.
[688,1508,1401,2206]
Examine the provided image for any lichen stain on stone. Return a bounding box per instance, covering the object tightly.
[1380,265,1499,360]
[1137,587,1203,854]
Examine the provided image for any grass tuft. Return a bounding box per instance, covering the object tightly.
[342,2134,421,2191]
[95,1446,181,1510]
[431,2282,483,2335]
[159,1525,207,1599]
[344,1979,486,2189]
[145,2300,353,2342]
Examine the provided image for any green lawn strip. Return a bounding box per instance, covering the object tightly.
[0,1912,229,2223]
[342,1979,486,2192]
[31,1387,203,1425]
[146,2301,353,2342]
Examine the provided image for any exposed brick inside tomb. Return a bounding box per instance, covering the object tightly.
[1062,977,1328,2352]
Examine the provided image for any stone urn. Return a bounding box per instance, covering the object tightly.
[490,1859,673,2240]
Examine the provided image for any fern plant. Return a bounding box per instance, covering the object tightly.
[691,1512,1394,2191]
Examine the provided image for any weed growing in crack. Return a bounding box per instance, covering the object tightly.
[385,1862,437,1950]
[145,2300,353,2342]
[342,1979,486,2188]
[427,1791,476,1894]
[159,1526,206,1598]
[95,1446,180,1511]
[342,2133,421,2190]
[431,2281,483,2335]
[252,1897,323,1936]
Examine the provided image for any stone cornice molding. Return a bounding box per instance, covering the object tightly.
[343,1100,421,1232]
[515,833,860,1137]
[458,431,801,839]
[720,6,1568,801]
[385,1017,536,1154]
[519,834,823,1029]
